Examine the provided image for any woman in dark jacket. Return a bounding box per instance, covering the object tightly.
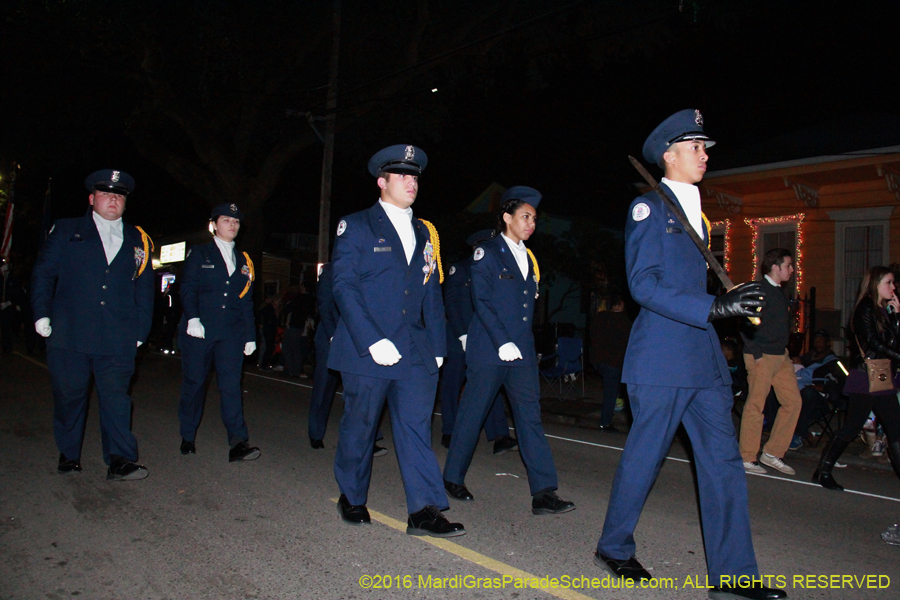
[813,266,900,490]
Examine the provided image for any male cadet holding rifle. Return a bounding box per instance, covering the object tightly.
[594,110,786,600]
[32,169,154,481]
[328,144,464,538]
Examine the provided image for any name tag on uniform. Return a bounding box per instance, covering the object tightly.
[499,274,514,280]
[373,247,392,252]
[201,264,215,268]
[666,227,682,234]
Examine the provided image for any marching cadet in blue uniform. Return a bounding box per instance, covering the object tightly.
[443,187,575,516]
[177,203,261,463]
[594,110,786,600]
[329,144,464,538]
[308,262,387,455]
[32,169,154,480]
[439,233,517,454]
[308,262,340,448]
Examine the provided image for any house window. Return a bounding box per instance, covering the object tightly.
[829,206,894,343]
[709,219,730,274]
[842,224,885,320]
[745,214,805,297]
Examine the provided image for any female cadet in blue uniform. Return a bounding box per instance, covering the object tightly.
[442,187,575,516]
[593,110,785,600]
[177,203,260,463]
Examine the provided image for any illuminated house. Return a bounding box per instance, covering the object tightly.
[699,115,900,353]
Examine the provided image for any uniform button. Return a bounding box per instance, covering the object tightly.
[523,290,527,294]
[225,281,230,285]
[404,290,410,295]
[222,305,226,309]
[523,316,528,321]
[402,309,407,314]
[523,303,528,308]
[102,285,107,290]
[105,269,110,274]
[224,292,228,296]
[100,301,106,306]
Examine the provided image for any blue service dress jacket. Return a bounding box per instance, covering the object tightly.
[444,260,474,345]
[31,208,155,355]
[327,203,447,378]
[465,235,539,368]
[621,183,730,388]
[178,241,255,342]
[316,262,339,341]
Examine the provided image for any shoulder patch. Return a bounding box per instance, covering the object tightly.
[336,220,347,236]
[473,247,485,261]
[449,265,456,275]
[632,203,650,222]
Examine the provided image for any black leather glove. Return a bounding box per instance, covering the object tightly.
[708,282,766,322]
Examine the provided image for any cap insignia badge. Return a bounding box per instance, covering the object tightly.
[111,171,120,182]
[230,204,238,213]
[405,145,415,160]
[695,110,703,126]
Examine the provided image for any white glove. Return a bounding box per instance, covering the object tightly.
[436,356,444,368]
[187,318,205,339]
[498,342,523,362]
[459,334,467,352]
[35,317,52,338]
[137,341,142,347]
[244,342,256,356]
[368,338,402,366]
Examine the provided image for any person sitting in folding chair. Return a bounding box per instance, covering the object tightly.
[790,330,847,449]
[540,336,585,399]
[442,186,575,516]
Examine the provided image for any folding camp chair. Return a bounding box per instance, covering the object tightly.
[539,337,584,399]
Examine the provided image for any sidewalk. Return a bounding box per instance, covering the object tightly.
[539,371,896,474]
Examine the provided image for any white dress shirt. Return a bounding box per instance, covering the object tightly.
[379,199,415,264]
[92,211,123,265]
[662,177,704,241]
[213,235,237,276]
[500,233,529,280]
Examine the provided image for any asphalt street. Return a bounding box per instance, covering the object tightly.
[1,349,898,600]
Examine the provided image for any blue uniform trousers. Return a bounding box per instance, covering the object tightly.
[439,349,509,439]
[444,363,557,495]
[308,334,341,441]
[47,346,138,465]
[178,333,249,447]
[334,369,447,513]
[598,383,758,581]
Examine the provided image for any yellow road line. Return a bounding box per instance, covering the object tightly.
[333,498,597,600]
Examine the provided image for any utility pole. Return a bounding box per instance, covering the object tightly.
[317,0,341,266]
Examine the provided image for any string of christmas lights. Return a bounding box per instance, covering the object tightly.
[744,213,806,292]
[710,219,731,273]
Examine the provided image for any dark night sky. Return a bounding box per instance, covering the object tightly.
[2,0,899,261]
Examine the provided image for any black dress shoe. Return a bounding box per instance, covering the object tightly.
[337,494,370,525]
[310,438,325,449]
[492,435,519,455]
[531,489,576,515]
[444,479,474,501]
[708,583,787,599]
[106,457,149,481]
[57,454,82,474]
[441,434,452,449]
[598,423,620,433]
[180,439,196,455]
[373,443,388,457]
[229,441,261,462]
[593,551,652,581]
[407,505,466,538]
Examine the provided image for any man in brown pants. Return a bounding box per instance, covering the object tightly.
[739,248,802,475]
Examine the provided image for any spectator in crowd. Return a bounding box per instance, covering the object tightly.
[589,294,632,432]
[813,266,900,490]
